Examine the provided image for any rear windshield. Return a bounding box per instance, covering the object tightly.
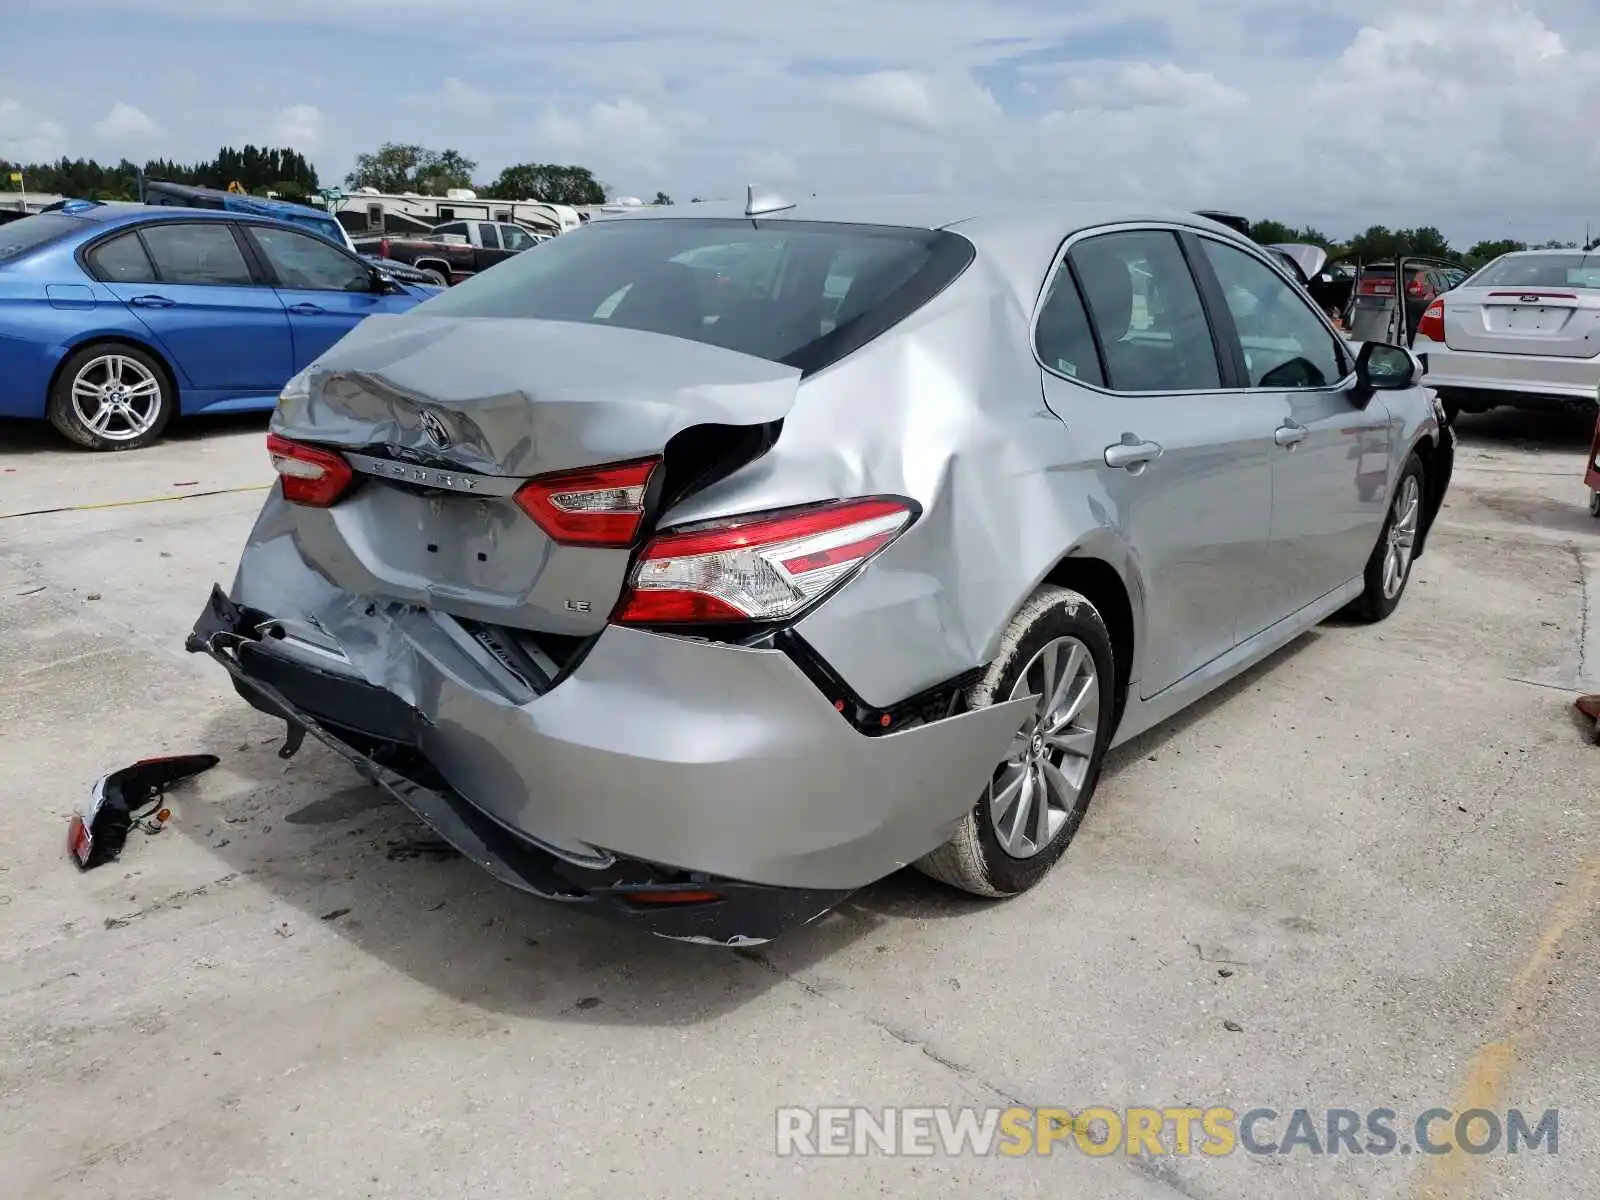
[412,217,974,371]
[1468,253,1600,290]
[0,213,82,263]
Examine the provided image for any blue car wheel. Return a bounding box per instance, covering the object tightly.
[48,343,176,451]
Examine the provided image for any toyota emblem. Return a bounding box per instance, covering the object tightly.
[419,410,452,449]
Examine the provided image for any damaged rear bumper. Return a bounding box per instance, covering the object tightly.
[186,558,1030,942]
[187,587,850,944]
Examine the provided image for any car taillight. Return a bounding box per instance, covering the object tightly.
[1417,299,1446,343]
[613,497,915,625]
[378,238,390,258]
[266,432,354,507]
[514,457,660,548]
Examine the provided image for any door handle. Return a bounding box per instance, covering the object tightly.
[286,302,325,315]
[128,294,175,308]
[1275,422,1308,447]
[1103,438,1163,469]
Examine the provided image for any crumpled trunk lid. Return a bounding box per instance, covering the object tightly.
[271,315,801,635]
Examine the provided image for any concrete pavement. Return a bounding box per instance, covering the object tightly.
[1,408,1595,1200]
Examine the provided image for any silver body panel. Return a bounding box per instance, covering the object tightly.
[221,197,1447,893]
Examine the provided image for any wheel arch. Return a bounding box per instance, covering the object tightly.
[1407,430,1446,560]
[411,257,455,282]
[1028,543,1141,734]
[48,334,182,414]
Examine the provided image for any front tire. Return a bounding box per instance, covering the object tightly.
[917,585,1116,898]
[1588,489,1600,518]
[1350,452,1425,622]
[47,343,174,451]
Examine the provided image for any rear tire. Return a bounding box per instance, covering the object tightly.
[916,585,1116,898]
[47,343,174,451]
[1588,489,1600,518]
[1350,453,1426,623]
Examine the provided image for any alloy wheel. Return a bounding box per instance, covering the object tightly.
[1382,474,1421,599]
[70,354,163,442]
[989,635,1100,858]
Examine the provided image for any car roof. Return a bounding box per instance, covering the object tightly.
[599,194,1243,237]
[1490,247,1594,257]
[61,201,249,227]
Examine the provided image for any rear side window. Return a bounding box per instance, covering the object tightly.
[1067,230,1221,392]
[476,223,501,249]
[88,232,157,283]
[0,213,82,262]
[1034,263,1105,386]
[413,217,975,373]
[140,223,253,286]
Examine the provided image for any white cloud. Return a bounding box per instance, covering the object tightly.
[12,0,1600,241]
[270,103,324,149]
[534,97,687,155]
[826,69,1000,133]
[1066,62,1243,110]
[0,98,69,163]
[93,102,162,140]
[743,150,800,183]
[437,78,493,117]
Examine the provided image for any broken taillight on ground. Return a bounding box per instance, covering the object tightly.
[613,497,915,625]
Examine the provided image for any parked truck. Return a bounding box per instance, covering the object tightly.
[349,219,548,286]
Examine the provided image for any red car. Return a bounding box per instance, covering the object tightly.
[1585,406,1600,517]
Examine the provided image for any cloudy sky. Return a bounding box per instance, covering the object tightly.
[3,0,1599,245]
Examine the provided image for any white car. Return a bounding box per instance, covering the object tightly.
[1413,249,1600,420]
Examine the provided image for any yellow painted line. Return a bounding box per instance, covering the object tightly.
[0,483,271,521]
[1415,853,1600,1199]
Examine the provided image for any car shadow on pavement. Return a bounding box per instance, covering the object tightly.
[179,628,1327,1013]
[0,412,268,461]
[182,704,879,1023]
[1451,405,1595,451]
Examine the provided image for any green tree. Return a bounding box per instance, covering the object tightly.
[1466,239,1527,263]
[345,144,475,194]
[482,162,605,206]
[416,149,477,194]
[652,190,673,206]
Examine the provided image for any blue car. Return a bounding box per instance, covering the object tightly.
[0,200,438,450]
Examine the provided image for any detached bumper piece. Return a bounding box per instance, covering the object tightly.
[186,585,849,945]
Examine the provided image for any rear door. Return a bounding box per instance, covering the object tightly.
[1035,226,1279,698]
[89,221,292,392]
[241,223,412,372]
[1194,234,1391,625]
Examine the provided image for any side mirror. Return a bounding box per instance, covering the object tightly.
[1351,340,1417,406]
[371,267,403,295]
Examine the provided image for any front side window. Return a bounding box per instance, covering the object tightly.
[1199,238,1346,389]
[248,225,370,291]
[413,217,973,372]
[1067,229,1221,392]
[139,223,254,286]
[499,224,537,252]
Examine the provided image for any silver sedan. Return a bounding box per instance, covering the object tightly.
[188,193,1453,944]
[1413,248,1600,418]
